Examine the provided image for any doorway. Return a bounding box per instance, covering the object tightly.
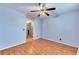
[26,20,34,42]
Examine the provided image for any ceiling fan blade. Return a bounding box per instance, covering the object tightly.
[30,10,40,12]
[45,12,49,16]
[46,8,56,11]
[38,14,40,17]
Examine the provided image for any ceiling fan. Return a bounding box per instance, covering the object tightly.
[30,3,56,17]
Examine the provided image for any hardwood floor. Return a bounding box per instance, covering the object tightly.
[0,36,78,55]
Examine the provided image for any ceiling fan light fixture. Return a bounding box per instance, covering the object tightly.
[30,3,56,17]
[40,11,45,16]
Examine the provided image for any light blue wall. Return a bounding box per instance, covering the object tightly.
[33,17,42,39]
[42,3,79,47]
[0,6,26,50]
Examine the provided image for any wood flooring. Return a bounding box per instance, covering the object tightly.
[0,36,78,55]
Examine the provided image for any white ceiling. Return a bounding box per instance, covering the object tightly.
[0,3,79,19]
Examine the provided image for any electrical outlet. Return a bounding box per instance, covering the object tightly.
[59,38,61,40]
[22,28,25,31]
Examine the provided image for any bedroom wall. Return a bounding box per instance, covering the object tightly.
[42,3,79,47]
[0,6,26,50]
[33,17,42,39]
